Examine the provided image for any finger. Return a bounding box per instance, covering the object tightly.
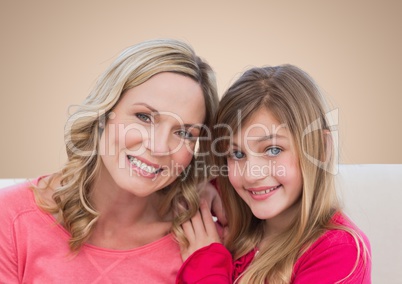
[181,220,195,241]
[190,209,207,239]
[179,241,190,262]
[222,226,229,242]
[200,200,215,228]
[198,182,214,208]
[200,200,221,240]
[210,194,228,226]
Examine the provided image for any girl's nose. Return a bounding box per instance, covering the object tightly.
[243,158,270,184]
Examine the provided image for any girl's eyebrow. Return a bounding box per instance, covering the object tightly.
[233,134,288,145]
[230,134,288,151]
[255,134,288,142]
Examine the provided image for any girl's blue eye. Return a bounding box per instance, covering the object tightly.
[266,147,282,157]
[230,150,245,160]
[136,113,151,122]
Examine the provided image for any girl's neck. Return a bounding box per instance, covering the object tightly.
[262,200,301,244]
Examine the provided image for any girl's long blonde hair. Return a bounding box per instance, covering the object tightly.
[213,65,368,283]
[34,39,218,252]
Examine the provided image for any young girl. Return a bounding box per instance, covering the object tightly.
[177,65,371,283]
[0,39,221,283]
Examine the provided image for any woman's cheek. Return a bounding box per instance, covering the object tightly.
[123,124,148,153]
[174,147,194,171]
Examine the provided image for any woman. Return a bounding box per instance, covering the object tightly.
[0,39,219,283]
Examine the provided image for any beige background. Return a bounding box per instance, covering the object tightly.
[1,0,401,178]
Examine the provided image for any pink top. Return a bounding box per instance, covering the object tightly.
[177,213,371,283]
[0,178,183,283]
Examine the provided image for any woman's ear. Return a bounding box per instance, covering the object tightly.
[98,113,110,137]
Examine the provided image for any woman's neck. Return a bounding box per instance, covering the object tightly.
[87,173,172,249]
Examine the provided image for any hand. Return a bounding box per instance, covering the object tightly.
[198,181,227,227]
[180,200,222,262]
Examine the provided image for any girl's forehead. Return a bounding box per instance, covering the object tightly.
[236,108,285,137]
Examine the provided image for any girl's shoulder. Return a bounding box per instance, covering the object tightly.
[307,212,370,256]
[292,212,371,283]
[329,212,370,248]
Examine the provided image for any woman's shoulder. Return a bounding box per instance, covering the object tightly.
[0,179,35,201]
[0,177,41,216]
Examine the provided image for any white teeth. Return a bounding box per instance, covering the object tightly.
[128,156,159,174]
[251,185,280,195]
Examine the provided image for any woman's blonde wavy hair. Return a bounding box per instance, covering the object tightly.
[34,38,218,252]
[213,65,369,283]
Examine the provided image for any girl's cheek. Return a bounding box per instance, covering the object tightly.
[271,154,294,177]
[227,161,242,189]
[272,162,287,178]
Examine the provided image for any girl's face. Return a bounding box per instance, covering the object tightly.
[227,108,303,226]
[98,72,206,197]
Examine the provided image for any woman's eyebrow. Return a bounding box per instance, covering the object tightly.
[132,103,203,129]
[182,123,203,129]
[132,102,159,114]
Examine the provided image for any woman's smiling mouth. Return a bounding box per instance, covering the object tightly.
[127,155,163,174]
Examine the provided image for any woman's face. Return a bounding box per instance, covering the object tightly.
[99,72,206,197]
[226,108,303,225]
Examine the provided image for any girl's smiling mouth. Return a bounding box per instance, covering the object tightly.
[246,185,281,200]
[249,185,281,195]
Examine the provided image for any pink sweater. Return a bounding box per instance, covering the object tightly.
[0,178,183,283]
[177,214,371,283]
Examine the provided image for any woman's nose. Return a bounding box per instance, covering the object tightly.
[144,125,171,156]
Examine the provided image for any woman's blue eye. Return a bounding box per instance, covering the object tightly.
[136,113,151,122]
[230,150,245,160]
[177,130,193,139]
[266,147,282,156]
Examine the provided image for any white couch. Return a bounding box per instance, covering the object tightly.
[1,164,401,283]
[336,164,402,284]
